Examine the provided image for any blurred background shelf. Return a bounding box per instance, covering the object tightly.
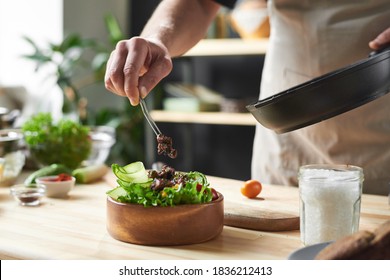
[128,1,269,180]
[179,38,268,83]
[150,110,256,126]
[145,39,266,179]
[183,38,268,57]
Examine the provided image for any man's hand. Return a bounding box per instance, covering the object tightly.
[104,37,173,105]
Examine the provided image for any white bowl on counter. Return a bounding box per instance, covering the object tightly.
[36,175,75,198]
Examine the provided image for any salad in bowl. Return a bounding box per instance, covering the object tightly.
[107,161,219,207]
[106,161,224,246]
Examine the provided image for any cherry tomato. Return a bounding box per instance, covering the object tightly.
[241,179,262,198]
[196,184,219,201]
[211,188,219,201]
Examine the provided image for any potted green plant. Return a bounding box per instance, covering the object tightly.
[22,15,120,122]
[22,113,91,169]
[22,15,145,166]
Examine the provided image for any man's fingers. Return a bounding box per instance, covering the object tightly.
[104,51,125,96]
[122,40,150,105]
[104,37,173,106]
[369,27,390,50]
[138,55,173,99]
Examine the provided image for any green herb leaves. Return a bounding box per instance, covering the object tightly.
[22,113,92,169]
[107,162,214,207]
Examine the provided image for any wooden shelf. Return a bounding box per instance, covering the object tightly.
[150,110,257,126]
[183,38,268,57]
[144,38,266,169]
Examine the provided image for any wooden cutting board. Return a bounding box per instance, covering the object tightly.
[208,176,300,232]
[105,172,300,232]
[223,201,299,232]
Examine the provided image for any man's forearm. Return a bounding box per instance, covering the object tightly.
[140,0,221,57]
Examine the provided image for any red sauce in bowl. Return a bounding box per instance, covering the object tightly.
[40,173,73,182]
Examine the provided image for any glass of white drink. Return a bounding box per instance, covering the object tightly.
[298,164,364,246]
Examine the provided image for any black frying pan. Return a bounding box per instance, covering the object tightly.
[246,46,390,134]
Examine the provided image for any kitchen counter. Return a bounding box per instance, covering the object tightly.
[0,171,388,260]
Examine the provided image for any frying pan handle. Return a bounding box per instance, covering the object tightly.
[369,45,390,57]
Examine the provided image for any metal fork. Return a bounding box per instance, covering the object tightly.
[139,98,162,137]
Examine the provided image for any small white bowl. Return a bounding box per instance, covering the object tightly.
[36,175,75,198]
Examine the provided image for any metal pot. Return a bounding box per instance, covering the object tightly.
[0,129,26,186]
[0,129,24,157]
[0,107,20,129]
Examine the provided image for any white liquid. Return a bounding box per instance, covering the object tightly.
[299,168,362,246]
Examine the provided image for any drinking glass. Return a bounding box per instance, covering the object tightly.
[298,164,364,246]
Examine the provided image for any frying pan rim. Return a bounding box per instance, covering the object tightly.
[246,48,390,110]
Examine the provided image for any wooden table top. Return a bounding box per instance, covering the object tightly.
[0,171,388,260]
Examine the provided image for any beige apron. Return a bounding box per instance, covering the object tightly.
[251,0,390,195]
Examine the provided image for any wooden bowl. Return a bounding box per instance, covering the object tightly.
[106,193,224,246]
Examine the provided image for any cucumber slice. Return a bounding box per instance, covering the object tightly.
[106,186,127,200]
[123,161,145,173]
[72,163,109,184]
[112,162,149,183]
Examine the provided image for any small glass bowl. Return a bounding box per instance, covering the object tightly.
[84,126,116,166]
[10,183,46,206]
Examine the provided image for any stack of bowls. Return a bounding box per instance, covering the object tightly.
[0,129,25,186]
